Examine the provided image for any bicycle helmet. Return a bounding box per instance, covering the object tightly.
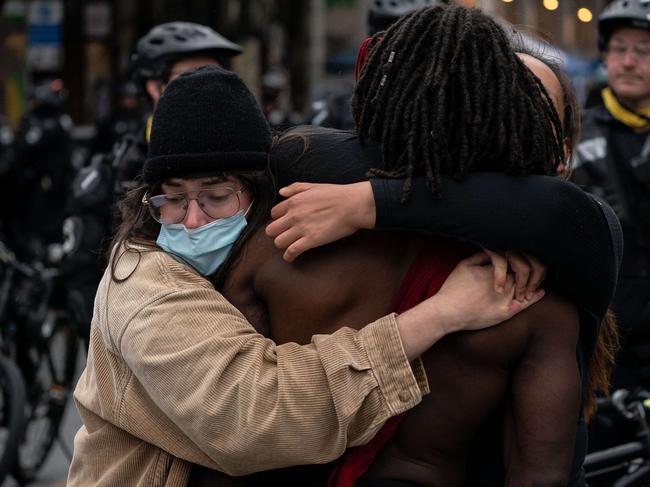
[367,0,443,34]
[132,22,242,82]
[28,78,67,116]
[598,0,650,50]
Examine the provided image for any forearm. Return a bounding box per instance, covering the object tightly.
[504,298,581,485]
[373,174,573,246]
[371,173,622,320]
[120,294,427,475]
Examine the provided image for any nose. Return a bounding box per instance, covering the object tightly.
[183,199,211,229]
[622,50,637,67]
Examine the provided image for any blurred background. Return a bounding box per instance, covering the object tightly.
[0,1,622,486]
[0,0,613,132]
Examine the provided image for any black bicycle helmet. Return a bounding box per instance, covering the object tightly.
[367,0,443,34]
[598,0,650,50]
[132,22,242,82]
[29,78,67,114]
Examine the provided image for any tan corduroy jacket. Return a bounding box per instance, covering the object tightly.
[67,246,429,486]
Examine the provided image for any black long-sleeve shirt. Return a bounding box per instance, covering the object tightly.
[372,174,623,329]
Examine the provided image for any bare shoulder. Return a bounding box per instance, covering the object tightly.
[524,290,578,322]
[437,290,581,369]
[515,289,580,342]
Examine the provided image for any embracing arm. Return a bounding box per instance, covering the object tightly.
[268,174,622,320]
[115,290,424,475]
[109,252,540,475]
[371,174,622,319]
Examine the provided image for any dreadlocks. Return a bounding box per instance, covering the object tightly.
[352,5,566,201]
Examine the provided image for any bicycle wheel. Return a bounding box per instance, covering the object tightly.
[14,315,78,483]
[0,353,26,484]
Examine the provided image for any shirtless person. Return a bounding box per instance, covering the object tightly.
[217,6,619,486]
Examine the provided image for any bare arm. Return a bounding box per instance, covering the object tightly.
[267,181,547,301]
[503,293,581,485]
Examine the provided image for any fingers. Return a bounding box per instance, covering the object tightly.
[266,215,311,261]
[528,288,546,305]
[508,288,546,315]
[484,249,547,301]
[505,251,532,302]
[483,248,508,293]
[273,227,303,254]
[278,182,314,198]
[269,199,290,222]
[505,251,547,302]
[522,253,547,299]
[266,214,290,239]
[502,273,516,298]
[283,238,309,263]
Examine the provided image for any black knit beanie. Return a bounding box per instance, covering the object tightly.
[143,65,271,185]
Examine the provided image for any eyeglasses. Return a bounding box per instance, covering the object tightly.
[142,187,246,224]
[606,42,650,62]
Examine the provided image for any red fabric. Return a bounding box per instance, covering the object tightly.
[329,238,473,487]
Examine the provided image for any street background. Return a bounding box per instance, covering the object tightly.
[1,0,612,131]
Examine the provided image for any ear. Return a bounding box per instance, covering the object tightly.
[145,80,165,105]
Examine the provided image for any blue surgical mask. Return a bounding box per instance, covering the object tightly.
[156,207,249,276]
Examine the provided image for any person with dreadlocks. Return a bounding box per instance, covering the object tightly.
[251,5,623,486]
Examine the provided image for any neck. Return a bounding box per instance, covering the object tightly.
[617,93,650,113]
[602,87,650,130]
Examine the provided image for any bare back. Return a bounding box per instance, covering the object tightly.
[194,227,581,486]
[225,229,420,342]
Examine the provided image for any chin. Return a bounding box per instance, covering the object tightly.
[613,85,650,103]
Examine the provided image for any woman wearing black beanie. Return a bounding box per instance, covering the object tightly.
[67,65,541,486]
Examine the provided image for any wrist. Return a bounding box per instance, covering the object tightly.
[353,181,376,230]
[396,295,461,360]
[422,294,468,335]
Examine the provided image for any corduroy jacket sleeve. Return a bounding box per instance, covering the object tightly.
[111,252,427,476]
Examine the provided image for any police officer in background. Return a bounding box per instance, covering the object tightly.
[90,80,143,156]
[4,79,73,260]
[62,22,242,343]
[574,0,650,391]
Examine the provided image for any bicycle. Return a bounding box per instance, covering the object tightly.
[584,388,650,486]
[0,354,26,485]
[0,239,79,484]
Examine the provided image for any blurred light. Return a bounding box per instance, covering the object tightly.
[543,0,559,10]
[577,7,593,22]
[501,0,514,3]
